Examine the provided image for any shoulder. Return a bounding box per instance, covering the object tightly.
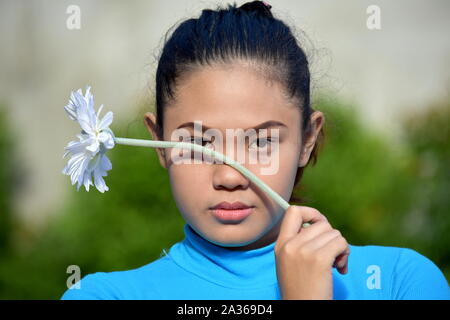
[347,244,450,299]
[60,254,176,300]
[345,243,405,278]
[390,246,450,299]
[348,243,404,262]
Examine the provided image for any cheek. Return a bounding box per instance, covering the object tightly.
[168,164,210,211]
[250,140,300,194]
[279,141,302,193]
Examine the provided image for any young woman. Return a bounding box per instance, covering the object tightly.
[61,1,449,300]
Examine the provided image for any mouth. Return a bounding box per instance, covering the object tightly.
[209,201,255,223]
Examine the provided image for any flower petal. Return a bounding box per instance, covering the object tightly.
[100,154,112,171]
[96,104,104,119]
[84,87,98,127]
[64,102,77,121]
[86,139,100,154]
[63,86,117,192]
[76,157,90,190]
[75,95,96,135]
[83,170,93,192]
[98,132,115,149]
[98,111,113,131]
[64,152,89,186]
[93,169,106,193]
[64,138,92,155]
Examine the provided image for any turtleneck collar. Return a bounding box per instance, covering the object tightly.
[166,223,279,289]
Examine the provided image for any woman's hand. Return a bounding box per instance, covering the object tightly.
[274,205,350,300]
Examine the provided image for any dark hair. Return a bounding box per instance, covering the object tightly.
[154,0,325,204]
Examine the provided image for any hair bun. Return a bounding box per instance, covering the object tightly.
[239,1,273,18]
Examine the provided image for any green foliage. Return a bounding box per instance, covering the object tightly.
[298,97,450,279]
[0,107,186,299]
[0,108,14,252]
[298,97,416,245]
[400,102,450,277]
[0,107,25,254]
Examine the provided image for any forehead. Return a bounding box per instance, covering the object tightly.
[164,64,301,131]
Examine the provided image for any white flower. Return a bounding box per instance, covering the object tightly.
[62,86,115,192]
[64,87,91,121]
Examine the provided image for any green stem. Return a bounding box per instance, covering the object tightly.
[114,137,311,228]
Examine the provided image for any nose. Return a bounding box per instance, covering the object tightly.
[211,130,252,191]
[212,164,250,191]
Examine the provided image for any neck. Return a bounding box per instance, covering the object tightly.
[166,223,279,288]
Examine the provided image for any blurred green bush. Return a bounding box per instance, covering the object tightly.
[299,97,450,279]
[0,108,16,254]
[0,97,448,299]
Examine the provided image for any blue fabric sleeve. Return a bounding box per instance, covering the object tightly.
[60,273,117,300]
[392,248,450,300]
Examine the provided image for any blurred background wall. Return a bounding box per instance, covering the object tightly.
[0,0,448,298]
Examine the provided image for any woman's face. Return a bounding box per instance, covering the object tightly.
[145,63,324,250]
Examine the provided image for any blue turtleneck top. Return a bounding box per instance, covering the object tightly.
[60,223,450,300]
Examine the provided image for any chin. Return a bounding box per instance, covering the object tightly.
[204,230,257,247]
[211,237,256,248]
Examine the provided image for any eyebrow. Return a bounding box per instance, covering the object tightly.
[176,120,287,132]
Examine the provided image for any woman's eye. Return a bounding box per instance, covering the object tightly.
[188,137,213,148]
[249,137,276,149]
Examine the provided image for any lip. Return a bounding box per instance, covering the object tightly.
[210,201,255,222]
[210,201,253,210]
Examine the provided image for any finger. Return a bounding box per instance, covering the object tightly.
[317,235,350,270]
[292,228,341,252]
[334,251,350,275]
[277,205,327,249]
[335,251,350,274]
[286,221,334,247]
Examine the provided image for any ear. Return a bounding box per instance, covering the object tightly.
[144,112,168,169]
[298,111,325,167]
